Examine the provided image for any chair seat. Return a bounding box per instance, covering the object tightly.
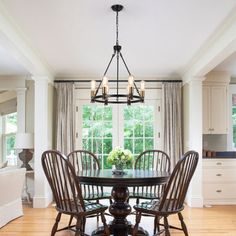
[129,192,161,200]
[134,200,184,215]
[84,201,108,215]
[134,200,159,211]
[83,192,111,201]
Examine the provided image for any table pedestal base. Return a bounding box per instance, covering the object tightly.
[91,224,149,236]
[92,186,149,235]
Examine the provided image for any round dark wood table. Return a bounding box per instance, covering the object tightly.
[77,169,169,236]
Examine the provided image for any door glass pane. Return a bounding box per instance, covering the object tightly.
[82,105,113,169]
[123,105,154,161]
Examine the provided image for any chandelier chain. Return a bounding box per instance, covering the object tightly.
[116,10,119,46]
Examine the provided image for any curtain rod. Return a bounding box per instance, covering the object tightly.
[54,79,182,83]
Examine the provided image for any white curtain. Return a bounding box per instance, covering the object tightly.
[162,82,182,168]
[55,82,75,155]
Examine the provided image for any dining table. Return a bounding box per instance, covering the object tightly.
[77,169,169,236]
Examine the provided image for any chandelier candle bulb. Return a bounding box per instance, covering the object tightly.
[128,75,134,86]
[91,80,96,91]
[102,76,108,87]
[140,80,145,91]
[91,80,96,97]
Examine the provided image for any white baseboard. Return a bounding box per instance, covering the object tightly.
[33,194,53,208]
[185,196,203,207]
[204,199,236,205]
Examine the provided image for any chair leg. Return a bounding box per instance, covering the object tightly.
[96,200,99,227]
[68,215,74,228]
[132,211,142,236]
[101,212,110,236]
[82,217,86,233]
[75,217,83,236]
[51,212,61,236]
[154,216,160,235]
[163,216,170,236]
[178,212,189,236]
[136,197,140,205]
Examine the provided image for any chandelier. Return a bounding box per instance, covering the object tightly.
[90,4,145,105]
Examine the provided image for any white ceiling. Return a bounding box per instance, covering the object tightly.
[0,44,28,75]
[214,52,236,77]
[0,0,236,78]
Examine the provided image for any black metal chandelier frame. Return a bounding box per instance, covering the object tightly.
[91,4,144,105]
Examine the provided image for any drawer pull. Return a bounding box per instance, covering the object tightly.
[216,162,222,165]
[216,174,222,177]
[216,190,222,193]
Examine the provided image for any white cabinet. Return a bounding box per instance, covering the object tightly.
[203,84,228,134]
[203,159,236,205]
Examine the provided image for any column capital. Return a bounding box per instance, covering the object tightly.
[184,76,205,85]
[31,75,53,84]
[16,88,27,92]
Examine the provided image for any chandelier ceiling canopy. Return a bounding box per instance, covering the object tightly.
[90,4,145,105]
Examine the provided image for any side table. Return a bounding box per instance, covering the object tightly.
[22,170,34,204]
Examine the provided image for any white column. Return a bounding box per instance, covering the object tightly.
[184,78,204,207]
[33,76,53,208]
[16,89,26,133]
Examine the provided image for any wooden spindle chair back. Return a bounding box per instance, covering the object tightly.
[67,150,107,200]
[133,151,199,236]
[132,150,171,201]
[42,150,85,214]
[158,150,199,213]
[42,150,110,236]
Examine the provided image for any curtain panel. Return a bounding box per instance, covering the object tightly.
[162,82,183,168]
[55,82,75,155]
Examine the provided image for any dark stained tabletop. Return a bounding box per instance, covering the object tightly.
[77,169,169,187]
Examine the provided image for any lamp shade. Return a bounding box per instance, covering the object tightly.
[15,133,34,149]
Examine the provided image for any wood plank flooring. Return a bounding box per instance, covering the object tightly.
[1,204,236,235]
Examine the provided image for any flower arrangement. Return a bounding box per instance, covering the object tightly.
[107,147,133,169]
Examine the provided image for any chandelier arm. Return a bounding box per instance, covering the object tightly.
[94,53,116,97]
[103,53,116,77]
[119,52,131,75]
[133,81,142,97]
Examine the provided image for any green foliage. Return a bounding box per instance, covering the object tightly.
[82,105,154,169]
[233,108,236,147]
[7,113,17,125]
[6,135,15,155]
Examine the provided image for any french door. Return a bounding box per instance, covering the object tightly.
[75,98,161,169]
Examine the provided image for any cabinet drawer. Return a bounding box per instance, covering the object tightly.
[203,159,236,167]
[203,169,236,182]
[203,183,236,199]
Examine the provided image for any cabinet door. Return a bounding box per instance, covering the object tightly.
[203,86,211,134]
[211,86,227,134]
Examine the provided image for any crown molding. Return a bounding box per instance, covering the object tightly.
[182,6,236,82]
[0,3,54,80]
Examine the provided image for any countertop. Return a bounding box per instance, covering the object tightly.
[203,151,236,159]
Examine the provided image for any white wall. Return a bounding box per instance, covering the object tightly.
[203,134,227,151]
[26,80,35,134]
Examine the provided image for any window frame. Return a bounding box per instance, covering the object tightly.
[1,112,17,164]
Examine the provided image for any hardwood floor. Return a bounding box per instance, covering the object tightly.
[1,204,236,235]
